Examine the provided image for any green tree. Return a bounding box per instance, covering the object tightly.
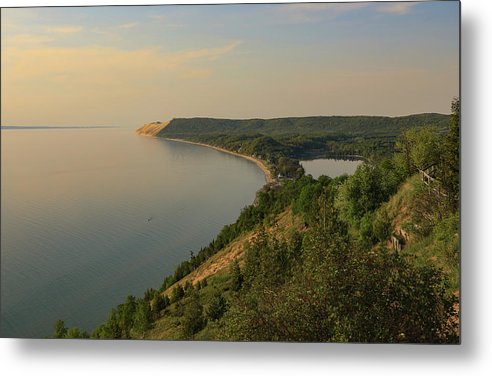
[171,285,185,303]
[396,126,441,173]
[207,290,228,321]
[200,278,208,288]
[133,299,153,335]
[231,260,244,292]
[438,98,460,209]
[359,212,375,246]
[65,327,89,339]
[119,295,137,338]
[103,310,122,338]
[180,291,206,339]
[336,164,381,224]
[53,319,67,339]
[184,280,193,294]
[153,294,169,314]
[373,206,392,243]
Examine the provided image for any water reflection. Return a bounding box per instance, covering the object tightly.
[300,158,363,179]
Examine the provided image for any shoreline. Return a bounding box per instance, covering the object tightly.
[161,137,274,184]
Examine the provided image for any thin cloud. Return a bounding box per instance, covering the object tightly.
[279,2,368,23]
[148,13,185,29]
[3,40,242,86]
[113,22,138,30]
[2,39,243,125]
[3,34,53,47]
[173,41,242,63]
[285,3,369,12]
[378,2,416,15]
[148,13,166,21]
[45,26,83,34]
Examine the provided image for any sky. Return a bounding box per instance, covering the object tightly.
[1,1,460,128]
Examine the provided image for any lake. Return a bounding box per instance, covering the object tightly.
[0,128,267,338]
[301,158,362,179]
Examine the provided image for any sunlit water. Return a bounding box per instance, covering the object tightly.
[1,128,267,338]
[300,158,362,179]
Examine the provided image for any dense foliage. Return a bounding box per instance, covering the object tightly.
[219,178,457,343]
[160,114,449,138]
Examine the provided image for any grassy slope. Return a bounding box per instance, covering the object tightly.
[145,208,305,340]
[382,175,459,293]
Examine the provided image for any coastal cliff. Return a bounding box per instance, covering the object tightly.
[136,121,170,137]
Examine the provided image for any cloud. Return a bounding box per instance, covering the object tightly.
[279,2,416,23]
[2,40,241,88]
[148,13,166,21]
[113,22,138,30]
[378,2,416,15]
[3,34,53,47]
[45,26,83,34]
[279,2,368,23]
[285,3,368,12]
[2,40,242,125]
[172,41,242,63]
[147,13,185,29]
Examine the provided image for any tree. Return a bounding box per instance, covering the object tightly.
[143,288,157,302]
[396,126,441,172]
[133,299,153,335]
[359,212,375,246]
[171,285,185,303]
[53,320,67,339]
[200,278,208,288]
[231,260,244,291]
[221,223,456,343]
[184,280,193,293]
[372,206,392,243]
[180,291,206,339]
[65,327,89,339]
[336,164,383,224]
[119,295,137,338]
[153,294,169,314]
[438,98,460,210]
[104,309,123,338]
[207,291,228,321]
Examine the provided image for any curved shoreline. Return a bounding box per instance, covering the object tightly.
[161,137,274,184]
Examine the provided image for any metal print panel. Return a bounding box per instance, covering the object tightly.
[0,1,460,342]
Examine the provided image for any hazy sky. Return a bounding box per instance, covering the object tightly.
[1,1,459,128]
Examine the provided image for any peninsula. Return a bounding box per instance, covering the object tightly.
[136,113,450,183]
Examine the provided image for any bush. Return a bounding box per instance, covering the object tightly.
[207,291,228,321]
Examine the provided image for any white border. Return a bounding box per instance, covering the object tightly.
[1,0,491,375]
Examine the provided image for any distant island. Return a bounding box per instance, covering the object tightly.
[1,125,119,130]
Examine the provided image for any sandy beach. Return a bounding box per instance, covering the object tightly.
[162,138,273,184]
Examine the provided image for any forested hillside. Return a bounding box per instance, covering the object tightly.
[159,114,449,137]
[158,113,449,159]
[55,102,459,343]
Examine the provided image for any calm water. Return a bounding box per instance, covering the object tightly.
[301,158,362,179]
[1,128,266,338]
